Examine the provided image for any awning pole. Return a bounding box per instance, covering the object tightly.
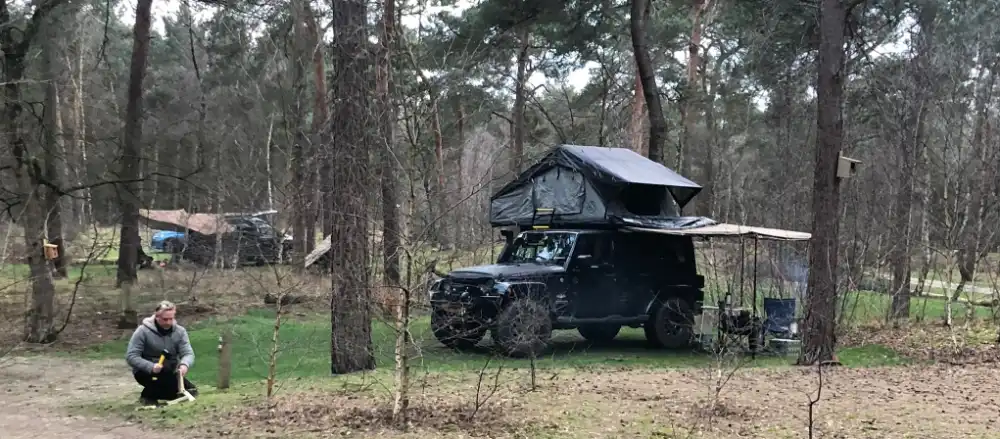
[752,236,759,359]
[739,238,745,307]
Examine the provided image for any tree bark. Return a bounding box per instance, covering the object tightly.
[680,0,711,179]
[381,1,406,418]
[453,100,466,246]
[115,0,153,329]
[629,63,646,156]
[304,1,324,254]
[798,0,847,366]
[41,13,67,278]
[378,0,400,287]
[953,61,996,302]
[890,1,938,319]
[511,26,530,175]
[329,0,375,374]
[3,0,62,343]
[630,0,666,165]
[289,0,312,267]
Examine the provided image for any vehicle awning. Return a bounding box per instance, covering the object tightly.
[626,223,811,242]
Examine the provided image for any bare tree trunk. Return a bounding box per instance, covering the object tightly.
[679,0,712,178]
[699,55,722,218]
[329,0,375,374]
[628,64,646,156]
[41,14,67,278]
[70,21,90,225]
[889,145,914,321]
[630,0,666,164]
[186,15,206,261]
[3,5,59,341]
[378,0,400,288]
[115,0,153,331]
[891,2,938,318]
[265,116,274,211]
[954,62,996,303]
[305,1,325,254]
[289,0,311,267]
[431,100,445,246]
[511,26,530,175]
[149,143,159,209]
[377,0,406,420]
[453,100,467,247]
[798,0,847,366]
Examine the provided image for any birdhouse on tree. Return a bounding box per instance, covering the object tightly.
[43,240,59,261]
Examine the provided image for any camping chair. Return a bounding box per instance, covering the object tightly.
[762,298,799,354]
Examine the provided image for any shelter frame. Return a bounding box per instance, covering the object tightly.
[627,224,811,357]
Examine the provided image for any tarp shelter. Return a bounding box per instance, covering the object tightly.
[139,209,234,235]
[304,235,332,269]
[490,145,704,229]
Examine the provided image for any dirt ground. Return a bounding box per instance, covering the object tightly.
[5,354,998,439]
[222,364,1000,439]
[0,356,175,439]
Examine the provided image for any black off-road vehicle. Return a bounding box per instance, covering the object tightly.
[434,144,711,356]
[429,227,705,356]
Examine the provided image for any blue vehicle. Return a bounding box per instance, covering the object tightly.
[150,230,186,253]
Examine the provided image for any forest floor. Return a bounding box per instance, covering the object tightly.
[1,245,999,438]
[3,353,1000,439]
[0,356,174,439]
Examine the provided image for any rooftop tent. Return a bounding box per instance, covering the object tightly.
[489,144,705,229]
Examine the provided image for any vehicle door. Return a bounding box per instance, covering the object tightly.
[568,233,621,317]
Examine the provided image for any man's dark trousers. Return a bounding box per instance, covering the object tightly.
[133,368,197,401]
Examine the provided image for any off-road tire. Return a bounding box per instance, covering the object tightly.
[431,309,486,351]
[577,324,621,343]
[492,299,553,357]
[644,297,695,349]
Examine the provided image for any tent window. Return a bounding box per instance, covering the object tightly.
[620,184,665,216]
[532,167,585,214]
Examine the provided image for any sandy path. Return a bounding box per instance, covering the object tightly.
[0,356,173,439]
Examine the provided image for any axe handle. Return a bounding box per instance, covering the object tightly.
[151,354,165,381]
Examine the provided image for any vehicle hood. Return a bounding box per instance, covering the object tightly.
[447,263,564,281]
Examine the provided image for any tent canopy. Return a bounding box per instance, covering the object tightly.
[139,209,234,235]
[490,145,703,229]
[626,223,811,241]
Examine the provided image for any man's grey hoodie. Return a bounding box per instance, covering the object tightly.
[125,315,195,374]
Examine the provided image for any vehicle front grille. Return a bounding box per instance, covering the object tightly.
[439,279,488,301]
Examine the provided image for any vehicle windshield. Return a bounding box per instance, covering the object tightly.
[502,231,578,266]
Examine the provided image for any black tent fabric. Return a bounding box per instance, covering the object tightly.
[490,144,707,229]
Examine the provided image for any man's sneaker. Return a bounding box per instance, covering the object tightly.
[139,396,159,407]
[187,388,199,398]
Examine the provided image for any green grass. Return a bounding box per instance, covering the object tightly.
[841,290,994,324]
[77,309,912,388]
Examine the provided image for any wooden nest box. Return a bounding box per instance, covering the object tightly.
[43,240,59,261]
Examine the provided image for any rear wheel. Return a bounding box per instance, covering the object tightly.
[492,299,552,357]
[644,297,695,349]
[431,308,485,351]
[577,324,621,343]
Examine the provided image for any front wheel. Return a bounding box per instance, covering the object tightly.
[431,308,485,351]
[492,299,552,357]
[644,297,695,349]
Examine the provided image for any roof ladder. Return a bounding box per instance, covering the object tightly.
[532,208,555,229]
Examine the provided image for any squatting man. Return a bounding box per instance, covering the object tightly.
[125,300,198,406]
